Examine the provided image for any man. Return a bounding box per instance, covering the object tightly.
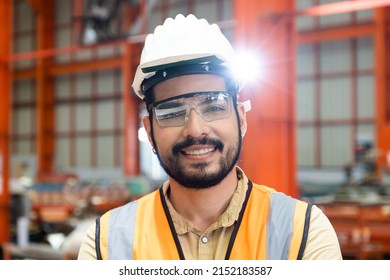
[78,14,342,260]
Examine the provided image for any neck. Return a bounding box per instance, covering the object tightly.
[168,168,238,232]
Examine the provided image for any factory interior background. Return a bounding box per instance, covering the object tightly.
[0,0,390,259]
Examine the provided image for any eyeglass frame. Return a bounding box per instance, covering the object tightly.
[147,91,237,127]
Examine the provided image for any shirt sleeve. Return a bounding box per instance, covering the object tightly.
[303,205,343,260]
[77,223,98,260]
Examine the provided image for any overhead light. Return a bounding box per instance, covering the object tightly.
[83,25,98,45]
[232,50,264,87]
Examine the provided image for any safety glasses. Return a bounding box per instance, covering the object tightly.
[150,91,233,127]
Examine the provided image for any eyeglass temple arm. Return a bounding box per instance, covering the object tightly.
[241,100,251,113]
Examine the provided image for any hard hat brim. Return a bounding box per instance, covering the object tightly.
[132,53,232,100]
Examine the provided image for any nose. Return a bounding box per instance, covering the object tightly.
[182,108,210,138]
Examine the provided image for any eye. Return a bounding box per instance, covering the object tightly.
[201,94,229,114]
[155,107,186,120]
[204,105,226,113]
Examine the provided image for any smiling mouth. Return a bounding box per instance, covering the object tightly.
[182,147,217,156]
[173,137,224,155]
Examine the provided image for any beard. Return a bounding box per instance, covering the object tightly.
[155,134,242,190]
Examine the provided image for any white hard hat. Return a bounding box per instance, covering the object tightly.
[132,14,242,102]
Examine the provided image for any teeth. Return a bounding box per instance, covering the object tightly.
[184,148,215,156]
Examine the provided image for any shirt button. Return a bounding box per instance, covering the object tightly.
[201,236,209,244]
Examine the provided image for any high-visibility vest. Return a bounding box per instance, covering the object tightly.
[95,181,312,260]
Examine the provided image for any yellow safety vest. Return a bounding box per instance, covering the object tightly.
[95,181,312,260]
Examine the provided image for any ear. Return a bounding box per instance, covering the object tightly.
[236,103,247,138]
[142,115,154,147]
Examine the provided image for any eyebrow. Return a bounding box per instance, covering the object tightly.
[156,100,185,108]
[152,91,229,107]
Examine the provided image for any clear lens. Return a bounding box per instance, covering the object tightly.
[153,91,232,127]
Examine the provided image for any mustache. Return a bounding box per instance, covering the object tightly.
[172,137,224,155]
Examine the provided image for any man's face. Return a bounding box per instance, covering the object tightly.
[143,74,247,189]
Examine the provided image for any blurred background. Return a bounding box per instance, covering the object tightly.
[0,0,390,260]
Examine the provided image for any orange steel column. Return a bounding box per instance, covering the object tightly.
[375,7,390,174]
[123,41,140,176]
[234,0,298,197]
[0,0,12,244]
[35,0,55,179]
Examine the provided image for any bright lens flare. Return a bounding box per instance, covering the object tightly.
[232,51,263,86]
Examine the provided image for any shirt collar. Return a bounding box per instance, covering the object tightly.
[162,166,249,234]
